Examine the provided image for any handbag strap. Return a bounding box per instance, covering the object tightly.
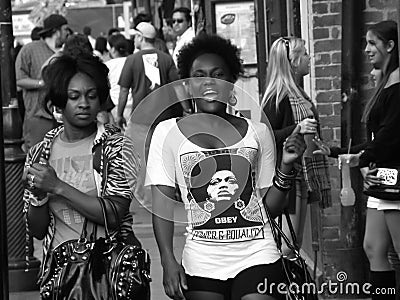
[280,208,301,250]
[98,196,113,239]
[97,197,123,240]
[78,218,99,242]
[79,219,89,241]
[78,199,113,242]
[265,205,300,255]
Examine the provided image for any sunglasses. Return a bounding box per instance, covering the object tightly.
[281,37,291,61]
[172,18,185,24]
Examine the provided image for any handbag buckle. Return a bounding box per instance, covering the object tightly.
[74,240,92,254]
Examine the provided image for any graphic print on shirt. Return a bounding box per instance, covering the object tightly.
[49,154,96,225]
[180,148,265,242]
[142,53,160,90]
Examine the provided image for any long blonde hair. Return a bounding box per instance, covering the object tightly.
[261,37,306,109]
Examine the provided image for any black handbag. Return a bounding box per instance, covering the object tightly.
[265,207,318,300]
[40,197,151,300]
[364,167,400,201]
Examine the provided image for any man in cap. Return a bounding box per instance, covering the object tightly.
[117,22,182,207]
[117,22,181,128]
[15,14,70,151]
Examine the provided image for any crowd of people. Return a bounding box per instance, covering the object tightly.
[15,7,400,300]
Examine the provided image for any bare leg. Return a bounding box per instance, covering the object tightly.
[387,245,400,300]
[384,210,400,258]
[364,208,395,300]
[363,208,391,270]
[385,210,400,298]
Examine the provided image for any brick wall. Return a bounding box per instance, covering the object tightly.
[310,0,342,257]
[312,0,342,145]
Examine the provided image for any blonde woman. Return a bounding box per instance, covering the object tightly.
[261,37,331,254]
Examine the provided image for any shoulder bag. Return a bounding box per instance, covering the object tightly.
[40,197,151,300]
[265,207,318,300]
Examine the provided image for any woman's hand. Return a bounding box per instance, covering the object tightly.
[162,256,187,300]
[298,117,318,134]
[96,110,110,124]
[282,125,306,166]
[338,153,361,169]
[27,160,62,195]
[360,165,383,189]
[312,137,331,156]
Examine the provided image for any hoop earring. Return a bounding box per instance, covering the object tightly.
[52,106,63,123]
[188,92,197,113]
[185,82,197,113]
[228,92,237,106]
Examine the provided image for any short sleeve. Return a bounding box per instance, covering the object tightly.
[145,121,176,187]
[15,46,29,81]
[118,56,133,89]
[254,122,276,189]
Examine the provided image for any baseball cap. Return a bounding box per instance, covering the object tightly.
[38,14,68,36]
[131,22,157,39]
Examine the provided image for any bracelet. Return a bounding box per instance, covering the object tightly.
[273,176,293,192]
[276,167,297,179]
[29,194,49,207]
[273,168,297,192]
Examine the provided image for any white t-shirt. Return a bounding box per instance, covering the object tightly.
[172,27,195,66]
[105,57,133,121]
[145,118,280,280]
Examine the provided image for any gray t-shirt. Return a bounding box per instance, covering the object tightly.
[48,132,103,248]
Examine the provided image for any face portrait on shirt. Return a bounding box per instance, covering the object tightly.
[189,154,252,211]
[207,170,239,202]
[186,153,262,231]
